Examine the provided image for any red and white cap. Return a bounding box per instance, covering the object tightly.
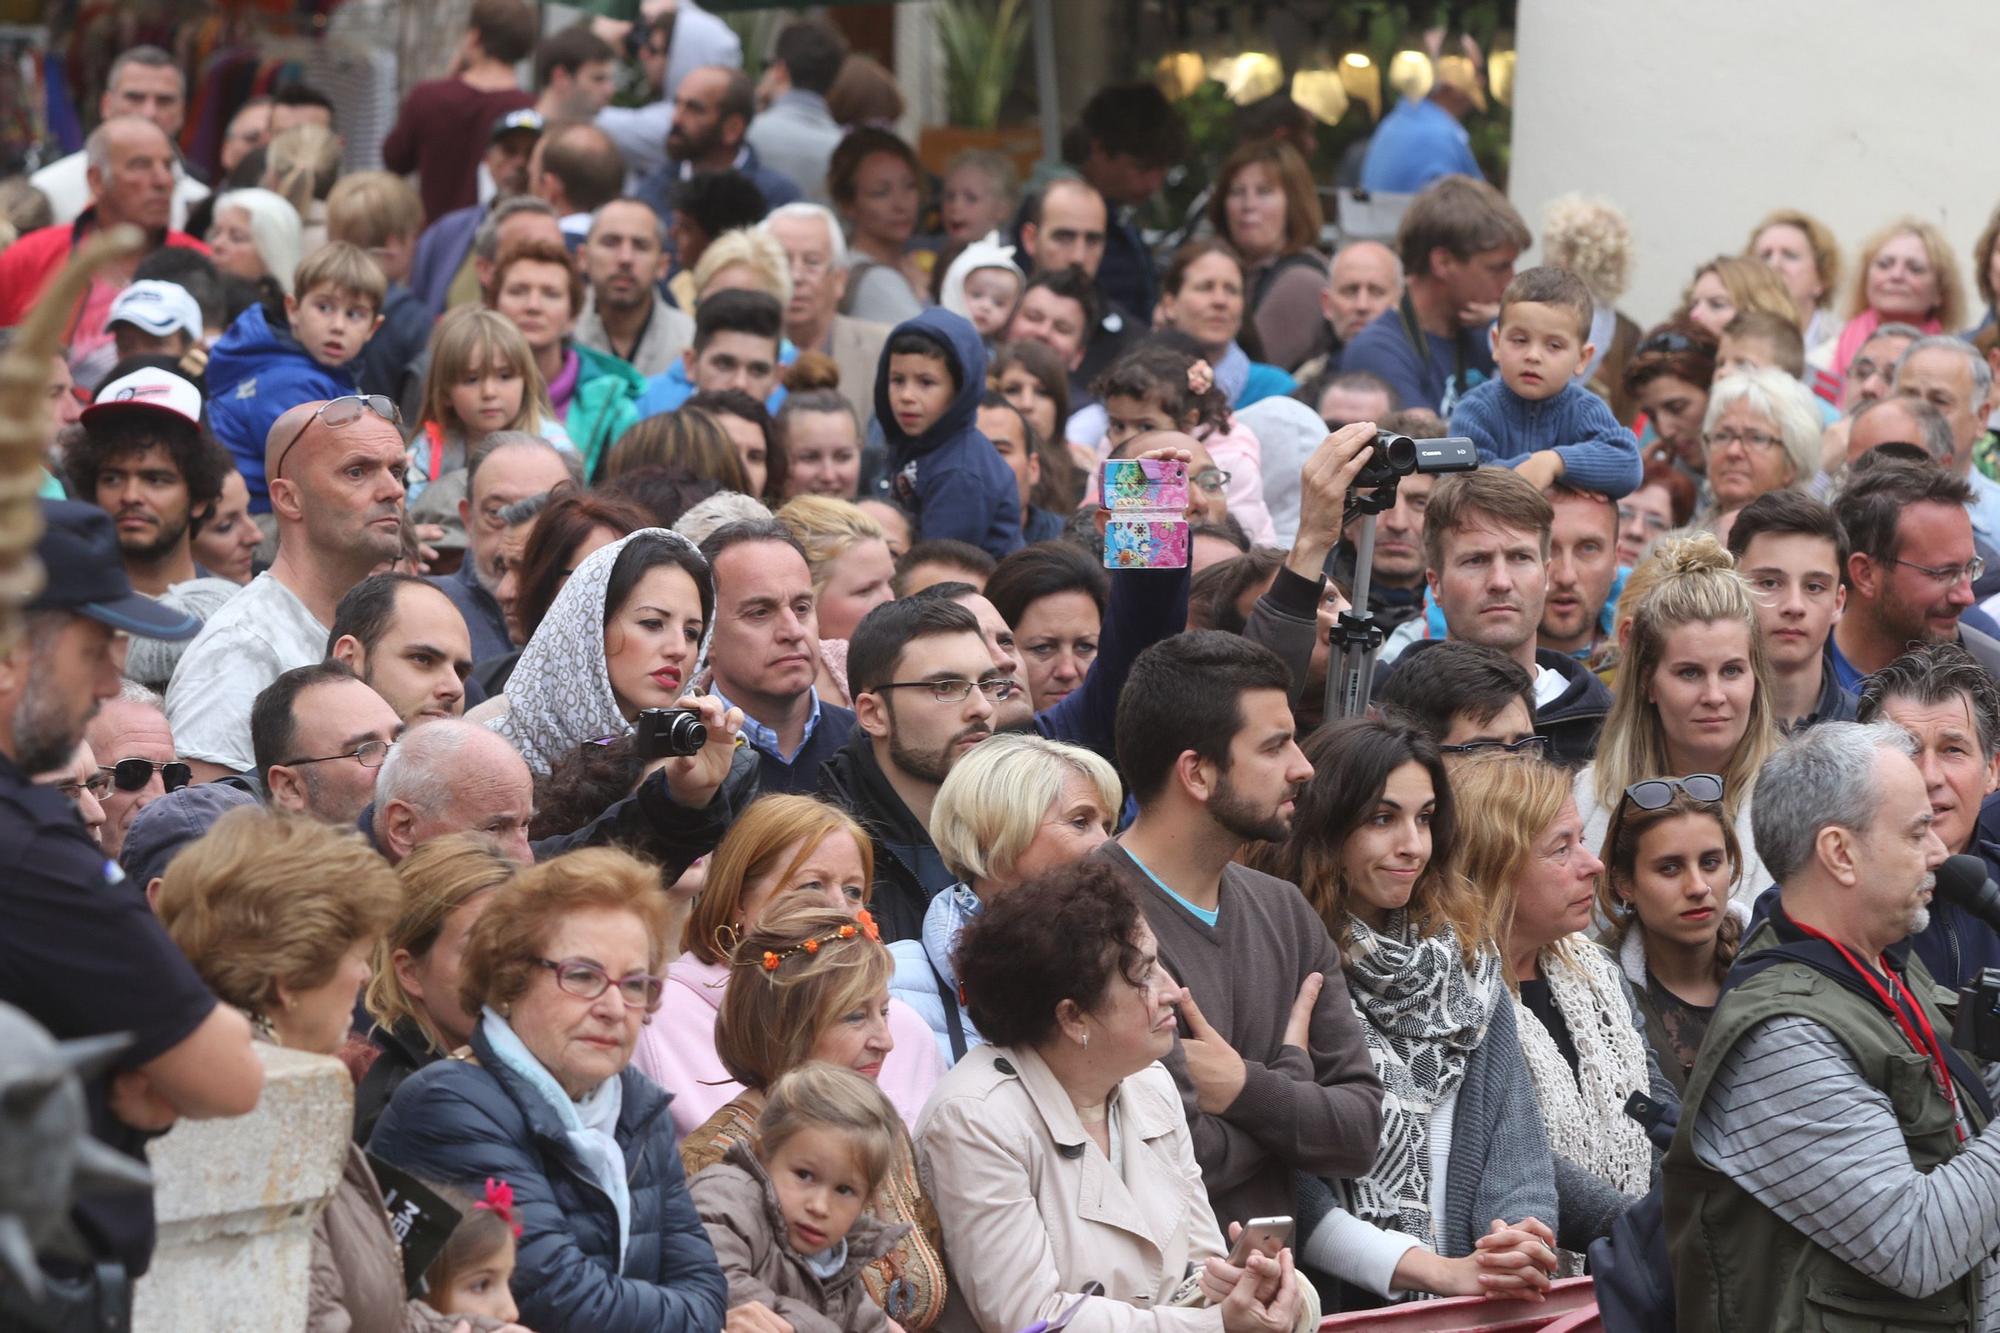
[82,364,204,431]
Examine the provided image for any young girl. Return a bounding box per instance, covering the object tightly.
[690,1062,909,1333]
[423,1177,522,1323]
[410,306,574,499]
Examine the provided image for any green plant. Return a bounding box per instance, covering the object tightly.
[936,0,1031,130]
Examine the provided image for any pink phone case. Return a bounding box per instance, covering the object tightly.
[1103,516,1190,569]
[1100,458,1190,511]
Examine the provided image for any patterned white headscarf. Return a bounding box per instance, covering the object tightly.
[487,527,712,774]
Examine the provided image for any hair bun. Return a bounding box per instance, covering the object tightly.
[785,350,842,394]
[1648,530,1734,578]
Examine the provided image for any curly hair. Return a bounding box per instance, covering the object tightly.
[64,399,231,513]
[1092,339,1232,438]
[956,859,1149,1049]
[1541,194,1633,305]
[714,899,891,1089]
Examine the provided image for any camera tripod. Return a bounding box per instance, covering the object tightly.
[1322,476,1403,724]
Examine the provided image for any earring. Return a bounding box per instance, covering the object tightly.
[1078,1031,1090,1049]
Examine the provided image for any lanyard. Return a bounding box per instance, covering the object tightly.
[1789,919,1964,1141]
[1396,290,1471,414]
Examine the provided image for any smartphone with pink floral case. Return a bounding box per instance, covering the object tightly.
[1099,459,1190,570]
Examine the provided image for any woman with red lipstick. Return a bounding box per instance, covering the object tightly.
[984,542,1107,714]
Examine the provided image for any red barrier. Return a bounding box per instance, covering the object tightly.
[1316,1277,1597,1331]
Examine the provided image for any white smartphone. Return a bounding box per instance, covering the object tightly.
[1224,1216,1294,1267]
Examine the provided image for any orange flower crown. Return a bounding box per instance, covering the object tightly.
[747,909,881,973]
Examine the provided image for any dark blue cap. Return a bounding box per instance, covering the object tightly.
[28,500,203,640]
[119,780,259,889]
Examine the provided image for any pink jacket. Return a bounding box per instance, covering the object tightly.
[1200,415,1279,547]
[633,955,946,1136]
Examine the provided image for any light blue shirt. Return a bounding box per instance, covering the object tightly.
[1967,467,2000,550]
[712,684,822,764]
[1360,97,1482,193]
[1125,846,1219,928]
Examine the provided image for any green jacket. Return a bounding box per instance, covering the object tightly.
[565,340,644,480]
[1664,917,1986,1331]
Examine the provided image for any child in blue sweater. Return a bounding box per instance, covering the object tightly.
[1448,265,1642,498]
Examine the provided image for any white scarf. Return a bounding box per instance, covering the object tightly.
[1512,941,1654,1200]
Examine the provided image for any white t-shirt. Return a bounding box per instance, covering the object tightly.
[165,573,329,774]
[30,150,210,232]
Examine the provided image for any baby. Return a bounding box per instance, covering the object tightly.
[940,234,1026,343]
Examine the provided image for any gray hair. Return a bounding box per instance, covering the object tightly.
[1702,366,1825,492]
[106,46,181,97]
[465,430,582,499]
[85,116,167,174]
[1849,394,1955,464]
[118,679,164,709]
[674,491,773,546]
[374,719,485,817]
[473,196,561,262]
[759,201,848,272]
[1751,721,1918,884]
[1894,333,1994,414]
[498,491,553,527]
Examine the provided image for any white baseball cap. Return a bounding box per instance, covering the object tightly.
[82,364,204,431]
[104,280,203,341]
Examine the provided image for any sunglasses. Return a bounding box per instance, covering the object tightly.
[98,758,192,793]
[1637,332,1698,357]
[1620,773,1724,811]
[270,394,402,481]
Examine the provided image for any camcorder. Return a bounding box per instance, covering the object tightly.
[1955,967,2000,1061]
[1352,432,1481,491]
[635,706,707,760]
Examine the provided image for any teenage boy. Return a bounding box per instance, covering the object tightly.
[634,288,784,417]
[877,308,1022,560]
[205,243,388,512]
[1447,266,1642,497]
[1378,639,1542,753]
[1726,490,1855,730]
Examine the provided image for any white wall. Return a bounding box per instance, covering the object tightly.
[1510,0,2000,330]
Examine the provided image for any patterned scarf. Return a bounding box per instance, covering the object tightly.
[1338,913,1502,1251]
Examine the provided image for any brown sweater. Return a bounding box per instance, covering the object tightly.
[1098,842,1384,1231]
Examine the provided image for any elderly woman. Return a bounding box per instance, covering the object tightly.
[917,861,1315,1333]
[1543,194,1640,423]
[1208,140,1326,374]
[354,832,518,1142]
[155,808,517,1331]
[830,128,930,325]
[1157,239,1296,409]
[681,899,949,1329]
[636,793,943,1135]
[1830,217,1966,379]
[1745,209,1843,363]
[205,187,304,294]
[888,734,1120,1063]
[1698,366,1822,525]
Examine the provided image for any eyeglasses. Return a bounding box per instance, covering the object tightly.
[787,253,832,278]
[275,739,394,770]
[98,758,192,793]
[1193,467,1232,494]
[1637,332,1697,356]
[1616,503,1671,534]
[270,394,402,481]
[1893,555,1986,588]
[58,774,114,800]
[1704,428,1784,453]
[536,957,665,1010]
[1621,773,1725,811]
[874,676,1019,704]
[1439,734,1549,756]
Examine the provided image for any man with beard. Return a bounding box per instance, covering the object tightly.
[635,65,800,244]
[0,501,262,1304]
[575,198,693,378]
[65,361,229,597]
[327,574,474,727]
[818,597,1010,942]
[1538,483,1621,661]
[169,397,408,780]
[1098,630,1383,1230]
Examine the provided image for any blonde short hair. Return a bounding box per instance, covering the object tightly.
[757,1062,900,1191]
[157,807,401,1019]
[1846,217,1966,331]
[326,171,425,252]
[693,227,793,308]
[774,495,883,598]
[715,899,891,1090]
[928,733,1120,885]
[684,794,873,964]
[1744,209,1842,312]
[365,832,517,1041]
[264,123,341,216]
[1540,194,1633,305]
[1681,254,1800,330]
[1702,366,1825,496]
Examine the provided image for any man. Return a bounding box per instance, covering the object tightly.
[1005,268,1097,388]
[597,5,746,186]
[892,540,995,598]
[1382,468,1613,764]
[1830,459,2000,689]
[1101,630,1383,1228]
[1314,368,1397,428]
[1664,721,2000,1331]
[1539,484,1620,660]
[1726,490,1855,730]
[527,121,627,246]
[0,501,259,1297]
[1017,177,1135,385]
[700,520,857,795]
[745,18,848,205]
[1894,335,2000,547]
[977,393,1065,543]
[533,24,619,124]
[576,197,694,378]
[407,119,549,320]
[327,574,474,726]
[1846,393,1954,467]
[33,739,107,846]
[270,84,337,137]
[1058,83,1187,321]
[1340,175,1530,416]
[637,65,801,229]
[84,683,182,862]
[1840,320,1922,413]
[635,288,784,417]
[818,597,1009,942]
[168,397,408,779]
[1856,644,2000,991]
[1361,54,1487,191]
[1378,638,1541,753]
[1294,243,1406,404]
[433,432,576,661]
[253,662,402,825]
[31,47,208,230]
[380,0,538,223]
[760,202,890,424]
[64,362,227,597]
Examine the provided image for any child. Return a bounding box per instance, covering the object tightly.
[327,170,433,415]
[1717,309,1841,422]
[938,234,1025,344]
[1448,264,1643,498]
[409,306,574,499]
[423,1177,522,1323]
[205,240,387,512]
[690,1063,911,1333]
[876,307,1022,559]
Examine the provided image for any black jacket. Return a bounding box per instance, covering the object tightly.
[817,731,955,945]
[1384,636,1612,766]
[352,1016,433,1145]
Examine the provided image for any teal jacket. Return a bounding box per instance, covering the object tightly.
[567,341,646,480]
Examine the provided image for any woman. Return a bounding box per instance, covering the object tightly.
[1543,194,1641,424]
[682,899,948,1330]
[1677,255,1799,341]
[689,388,783,500]
[355,832,517,1142]
[1450,753,1671,1260]
[192,467,263,584]
[1579,533,1779,903]
[1969,202,2000,336]
[1208,140,1327,374]
[776,493,895,653]
[489,234,644,477]
[1745,208,1843,361]
[1157,239,1297,409]
[992,338,1093,477]
[889,733,1120,1063]
[264,123,341,251]
[985,542,1107,712]
[1615,459,1697,568]
[778,359,865,499]
[1595,776,1745,1094]
[1622,321,1718,488]
[155,809,515,1331]
[604,406,750,492]
[918,861,1314,1333]
[368,847,729,1333]
[1697,366,1823,522]
[1250,720,1560,1306]
[484,528,741,779]
[831,128,930,325]
[474,487,649,695]
[940,150,1018,249]
[205,188,303,294]
[1830,218,1965,379]
[637,794,944,1136]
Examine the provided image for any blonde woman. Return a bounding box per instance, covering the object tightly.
[263,123,342,251]
[670,225,796,317]
[1744,208,1843,360]
[1678,255,1800,341]
[773,494,893,703]
[1830,217,1966,378]
[1579,534,1778,904]
[1543,194,1640,422]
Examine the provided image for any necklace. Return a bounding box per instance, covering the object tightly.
[1073,1100,1108,1124]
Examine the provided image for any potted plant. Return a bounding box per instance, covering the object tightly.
[920,0,1040,177]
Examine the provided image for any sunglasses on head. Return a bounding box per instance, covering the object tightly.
[98,758,192,793]
[1620,773,1724,811]
[271,394,402,481]
[1637,332,1698,357]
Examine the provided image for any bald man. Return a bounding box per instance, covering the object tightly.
[30,47,210,229]
[168,398,409,779]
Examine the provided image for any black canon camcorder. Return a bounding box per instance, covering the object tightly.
[1956,967,2000,1061]
[1352,432,1482,491]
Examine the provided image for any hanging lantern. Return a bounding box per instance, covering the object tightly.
[1155,51,1208,100]
[1387,48,1433,100]
[1290,66,1349,125]
[1488,49,1516,107]
[1222,50,1285,105]
[1338,51,1381,119]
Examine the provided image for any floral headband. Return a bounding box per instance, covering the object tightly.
[750,910,882,973]
[475,1177,523,1237]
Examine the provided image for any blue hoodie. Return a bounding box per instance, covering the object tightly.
[875,308,1022,560]
[205,302,360,513]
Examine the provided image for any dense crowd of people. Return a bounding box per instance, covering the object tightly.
[12,3,2000,1330]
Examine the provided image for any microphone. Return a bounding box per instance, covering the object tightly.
[1934,854,2000,934]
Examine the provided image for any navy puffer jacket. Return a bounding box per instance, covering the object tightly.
[368,1022,727,1333]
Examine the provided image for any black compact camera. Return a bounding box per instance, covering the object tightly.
[1353,432,1482,490]
[635,707,707,760]
[1955,967,2000,1061]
